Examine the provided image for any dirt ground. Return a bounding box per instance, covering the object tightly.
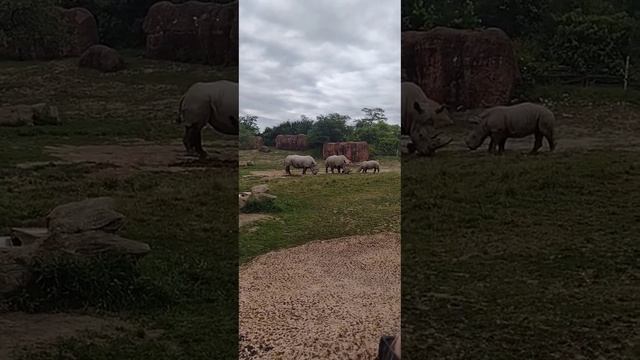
[0,312,130,359]
[239,213,276,228]
[16,140,237,178]
[239,233,400,360]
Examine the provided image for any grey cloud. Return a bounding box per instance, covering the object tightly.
[240,0,400,130]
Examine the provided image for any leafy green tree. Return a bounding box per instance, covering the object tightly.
[0,0,68,59]
[307,113,351,147]
[260,116,315,146]
[350,108,400,156]
[550,10,635,75]
[239,114,259,149]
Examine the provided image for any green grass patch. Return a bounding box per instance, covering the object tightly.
[402,149,640,359]
[7,255,169,313]
[240,170,400,262]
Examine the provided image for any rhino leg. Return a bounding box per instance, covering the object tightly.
[498,138,507,154]
[191,126,208,158]
[531,133,543,154]
[326,165,329,173]
[285,165,292,175]
[302,167,307,175]
[547,134,556,152]
[183,126,194,155]
[487,139,495,153]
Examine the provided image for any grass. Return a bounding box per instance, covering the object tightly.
[402,149,640,359]
[0,55,239,359]
[239,149,401,262]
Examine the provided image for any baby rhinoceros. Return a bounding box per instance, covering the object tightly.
[358,160,380,174]
[465,102,556,154]
[325,155,352,174]
[284,155,319,175]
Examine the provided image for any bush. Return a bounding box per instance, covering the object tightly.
[549,10,635,75]
[8,255,169,312]
[241,197,281,214]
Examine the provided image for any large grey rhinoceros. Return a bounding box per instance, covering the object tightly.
[465,102,557,154]
[401,81,453,156]
[176,80,238,158]
[284,155,319,175]
[325,155,351,174]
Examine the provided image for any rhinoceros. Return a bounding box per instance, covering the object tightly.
[325,155,352,174]
[358,160,380,173]
[284,155,319,175]
[465,102,556,154]
[401,82,453,156]
[176,80,238,158]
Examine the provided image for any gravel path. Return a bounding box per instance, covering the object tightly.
[240,233,400,359]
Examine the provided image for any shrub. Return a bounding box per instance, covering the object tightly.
[8,255,169,312]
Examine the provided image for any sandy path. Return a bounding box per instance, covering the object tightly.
[239,233,400,359]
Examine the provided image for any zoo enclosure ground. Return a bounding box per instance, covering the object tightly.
[1,55,239,359]
[402,86,640,359]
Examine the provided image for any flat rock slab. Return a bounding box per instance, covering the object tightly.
[240,233,400,360]
[10,228,49,246]
[0,312,129,360]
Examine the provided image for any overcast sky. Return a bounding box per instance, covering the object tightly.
[239,0,400,131]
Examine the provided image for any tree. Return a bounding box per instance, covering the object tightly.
[240,114,259,134]
[355,107,387,128]
[239,114,259,149]
[307,113,351,146]
[0,0,68,60]
[350,109,400,156]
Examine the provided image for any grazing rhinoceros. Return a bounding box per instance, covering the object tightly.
[465,102,556,154]
[325,155,352,174]
[284,155,319,175]
[358,160,380,173]
[176,80,238,158]
[401,81,453,156]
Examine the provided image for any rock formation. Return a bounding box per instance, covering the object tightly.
[402,27,520,109]
[275,134,308,150]
[322,142,369,162]
[142,1,238,66]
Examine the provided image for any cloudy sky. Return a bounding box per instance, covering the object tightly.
[239,0,400,130]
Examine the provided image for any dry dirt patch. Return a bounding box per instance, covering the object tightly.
[239,233,400,360]
[239,214,276,228]
[17,141,237,178]
[0,312,129,359]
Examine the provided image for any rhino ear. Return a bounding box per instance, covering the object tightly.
[413,101,424,114]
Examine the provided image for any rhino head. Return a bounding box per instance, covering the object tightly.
[409,104,452,156]
[465,116,490,150]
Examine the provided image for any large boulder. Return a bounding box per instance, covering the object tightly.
[142,1,238,66]
[275,134,308,150]
[57,7,99,57]
[46,197,125,234]
[79,45,126,73]
[402,27,520,109]
[322,142,369,162]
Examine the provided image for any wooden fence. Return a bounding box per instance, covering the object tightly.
[537,57,639,90]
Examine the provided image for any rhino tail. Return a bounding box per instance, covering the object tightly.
[175,95,185,124]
